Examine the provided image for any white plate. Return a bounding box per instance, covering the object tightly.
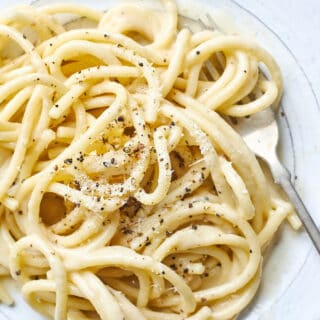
[0,1,319,319]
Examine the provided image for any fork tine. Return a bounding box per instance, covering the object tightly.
[178,15,203,34]
[197,18,208,30]
[197,14,219,32]
[205,13,219,31]
[196,16,223,81]
[204,59,220,81]
[178,14,222,82]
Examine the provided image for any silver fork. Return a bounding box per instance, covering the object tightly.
[231,106,320,254]
[181,15,320,254]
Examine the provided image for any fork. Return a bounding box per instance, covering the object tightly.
[230,106,320,254]
[182,15,320,254]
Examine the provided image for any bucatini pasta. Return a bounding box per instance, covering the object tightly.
[0,1,300,319]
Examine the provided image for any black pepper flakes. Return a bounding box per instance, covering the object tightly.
[122,228,133,235]
[64,158,72,164]
[77,154,84,162]
[170,264,177,270]
[123,126,135,137]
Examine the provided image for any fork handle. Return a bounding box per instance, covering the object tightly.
[271,160,320,254]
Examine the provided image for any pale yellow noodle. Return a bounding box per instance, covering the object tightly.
[0,1,300,320]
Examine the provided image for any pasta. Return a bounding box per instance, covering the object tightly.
[0,1,301,319]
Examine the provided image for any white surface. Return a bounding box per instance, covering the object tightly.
[0,0,319,319]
